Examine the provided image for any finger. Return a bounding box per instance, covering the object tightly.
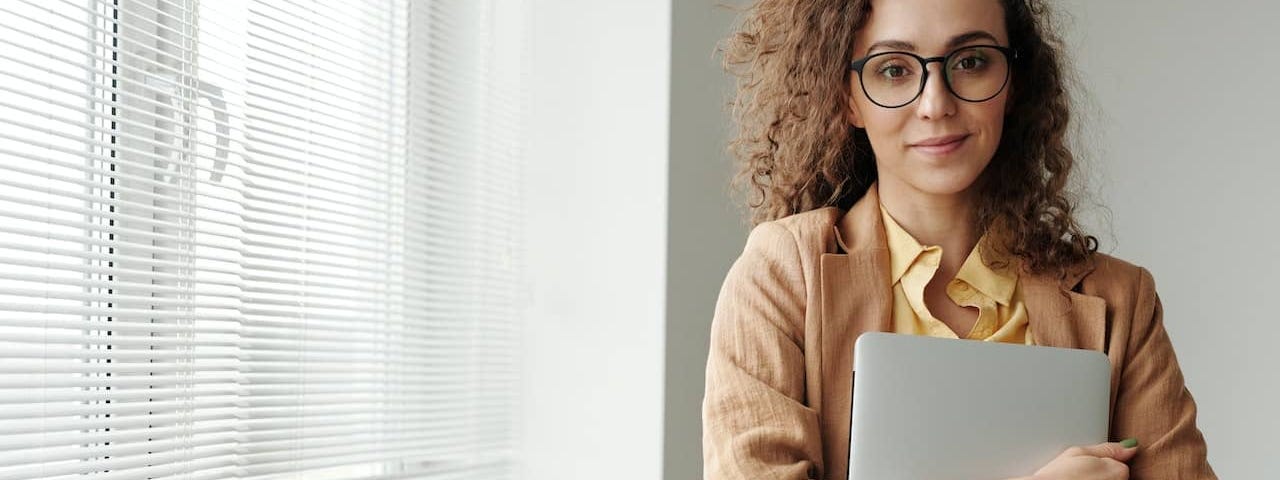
[1111,440,1139,463]
[1069,439,1139,461]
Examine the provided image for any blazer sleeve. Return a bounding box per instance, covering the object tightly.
[1110,267,1217,479]
[702,222,823,479]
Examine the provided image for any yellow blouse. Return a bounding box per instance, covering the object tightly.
[879,203,1034,345]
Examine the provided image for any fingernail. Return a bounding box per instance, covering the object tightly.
[1120,438,1138,449]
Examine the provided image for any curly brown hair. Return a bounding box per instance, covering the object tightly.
[722,0,1097,277]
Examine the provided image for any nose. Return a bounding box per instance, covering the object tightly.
[916,63,956,120]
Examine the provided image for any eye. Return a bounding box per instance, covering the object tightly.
[953,54,988,71]
[876,63,914,80]
[880,66,905,77]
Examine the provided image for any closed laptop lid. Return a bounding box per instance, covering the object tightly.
[847,332,1111,480]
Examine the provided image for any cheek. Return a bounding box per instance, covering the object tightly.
[858,109,910,153]
[979,103,1008,146]
[965,95,1010,147]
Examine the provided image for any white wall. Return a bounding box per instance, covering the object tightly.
[522,0,671,479]
[1061,1,1280,477]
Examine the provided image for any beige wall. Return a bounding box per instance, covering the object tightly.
[1060,1,1280,476]
[664,2,746,478]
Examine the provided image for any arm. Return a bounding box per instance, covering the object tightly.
[702,222,823,479]
[1109,268,1217,479]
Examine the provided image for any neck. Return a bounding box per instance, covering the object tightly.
[877,179,981,272]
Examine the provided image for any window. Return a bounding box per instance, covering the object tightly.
[0,0,524,478]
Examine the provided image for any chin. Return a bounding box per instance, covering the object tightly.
[904,176,980,197]
[897,159,988,197]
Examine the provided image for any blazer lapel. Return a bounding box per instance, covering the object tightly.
[816,185,892,480]
[1021,262,1106,353]
[818,185,893,378]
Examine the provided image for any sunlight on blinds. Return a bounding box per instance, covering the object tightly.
[0,0,524,478]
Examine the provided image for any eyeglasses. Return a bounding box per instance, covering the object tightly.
[849,45,1017,109]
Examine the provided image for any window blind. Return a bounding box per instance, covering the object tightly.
[0,0,524,478]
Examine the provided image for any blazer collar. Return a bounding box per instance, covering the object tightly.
[824,183,1106,353]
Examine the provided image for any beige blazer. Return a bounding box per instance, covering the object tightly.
[702,186,1216,479]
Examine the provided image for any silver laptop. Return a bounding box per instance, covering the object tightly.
[848,332,1111,480]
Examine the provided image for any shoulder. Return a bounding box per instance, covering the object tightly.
[743,207,845,259]
[723,207,846,301]
[1077,252,1157,300]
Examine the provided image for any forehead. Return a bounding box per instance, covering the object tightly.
[854,0,1008,55]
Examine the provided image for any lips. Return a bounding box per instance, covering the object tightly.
[912,133,970,147]
[909,133,970,155]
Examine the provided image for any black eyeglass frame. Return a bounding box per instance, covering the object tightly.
[848,45,1019,109]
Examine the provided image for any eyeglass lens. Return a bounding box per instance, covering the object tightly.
[860,46,1010,107]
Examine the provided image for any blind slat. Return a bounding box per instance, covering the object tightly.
[1,0,520,478]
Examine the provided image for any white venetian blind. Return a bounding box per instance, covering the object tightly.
[0,0,524,478]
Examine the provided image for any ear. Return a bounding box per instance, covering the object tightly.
[846,91,866,128]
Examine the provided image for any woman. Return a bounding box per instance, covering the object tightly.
[701,0,1216,479]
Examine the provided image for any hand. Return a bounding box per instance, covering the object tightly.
[1026,439,1139,480]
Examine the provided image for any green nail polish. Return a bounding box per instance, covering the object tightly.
[1120,438,1138,448]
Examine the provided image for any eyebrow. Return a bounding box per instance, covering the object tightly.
[865,30,1000,55]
